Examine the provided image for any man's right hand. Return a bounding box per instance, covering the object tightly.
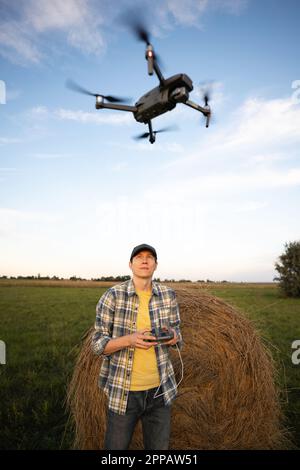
[128,328,158,349]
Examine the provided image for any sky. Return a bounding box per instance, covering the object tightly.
[0,0,300,282]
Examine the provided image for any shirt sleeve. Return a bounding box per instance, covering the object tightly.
[91,288,115,357]
[169,289,183,351]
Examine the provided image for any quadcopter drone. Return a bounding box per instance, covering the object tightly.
[66,20,212,144]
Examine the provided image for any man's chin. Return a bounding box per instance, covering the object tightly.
[136,272,152,279]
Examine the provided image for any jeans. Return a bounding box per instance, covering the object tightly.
[104,387,172,450]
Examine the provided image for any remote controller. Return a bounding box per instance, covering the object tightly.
[144,327,174,342]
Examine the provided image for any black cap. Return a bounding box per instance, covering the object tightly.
[130,243,157,262]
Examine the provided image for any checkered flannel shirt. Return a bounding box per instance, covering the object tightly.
[91,278,183,415]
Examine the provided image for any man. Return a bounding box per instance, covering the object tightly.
[91,243,183,450]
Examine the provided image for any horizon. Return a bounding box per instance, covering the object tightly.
[0,273,279,284]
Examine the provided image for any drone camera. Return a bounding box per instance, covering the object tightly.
[170,87,189,103]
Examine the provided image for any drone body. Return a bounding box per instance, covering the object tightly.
[67,22,211,144]
[134,73,193,123]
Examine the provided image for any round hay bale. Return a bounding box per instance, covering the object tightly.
[66,288,291,449]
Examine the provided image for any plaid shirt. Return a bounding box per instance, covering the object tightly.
[92,278,183,415]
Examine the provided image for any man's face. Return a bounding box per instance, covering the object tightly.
[129,250,157,279]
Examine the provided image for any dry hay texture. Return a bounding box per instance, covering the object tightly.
[67,288,291,450]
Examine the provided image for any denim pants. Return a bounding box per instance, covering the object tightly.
[104,387,172,450]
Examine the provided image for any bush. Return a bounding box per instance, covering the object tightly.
[274,241,300,297]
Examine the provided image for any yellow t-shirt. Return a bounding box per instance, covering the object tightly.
[129,289,161,391]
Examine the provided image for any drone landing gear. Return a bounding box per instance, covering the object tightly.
[147,120,155,144]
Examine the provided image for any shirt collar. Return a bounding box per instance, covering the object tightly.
[127,277,159,297]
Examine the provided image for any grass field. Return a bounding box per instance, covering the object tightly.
[0,280,299,449]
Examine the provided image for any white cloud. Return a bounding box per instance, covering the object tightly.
[32,152,71,159]
[0,20,42,64]
[0,207,61,222]
[0,137,22,145]
[0,207,62,238]
[163,94,300,172]
[143,168,300,204]
[164,0,209,27]
[193,81,226,110]
[0,0,107,63]
[111,161,128,172]
[29,106,49,118]
[107,140,184,153]
[156,0,247,30]
[55,108,134,125]
[223,96,300,149]
[25,105,134,126]
[25,0,85,31]
[0,0,248,64]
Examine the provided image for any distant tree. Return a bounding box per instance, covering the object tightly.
[274,241,300,297]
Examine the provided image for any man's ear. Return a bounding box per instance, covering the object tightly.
[154,262,158,271]
[129,261,132,271]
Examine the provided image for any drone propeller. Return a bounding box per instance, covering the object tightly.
[120,8,151,46]
[65,79,130,103]
[131,20,151,46]
[133,125,178,140]
[120,10,164,70]
[197,81,214,127]
[204,92,210,107]
[198,81,216,107]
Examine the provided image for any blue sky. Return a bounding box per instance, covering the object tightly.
[1,0,300,281]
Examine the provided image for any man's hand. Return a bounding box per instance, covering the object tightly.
[162,328,179,346]
[128,328,158,349]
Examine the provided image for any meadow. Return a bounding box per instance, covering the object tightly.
[0,280,299,449]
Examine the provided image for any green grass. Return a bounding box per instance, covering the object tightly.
[0,283,299,449]
[0,285,106,449]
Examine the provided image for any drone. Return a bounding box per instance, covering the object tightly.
[66,19,212,144]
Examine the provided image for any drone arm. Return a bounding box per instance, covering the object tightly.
[184,99,211,127]
[95,102,137,112]
[153,61,165,87]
